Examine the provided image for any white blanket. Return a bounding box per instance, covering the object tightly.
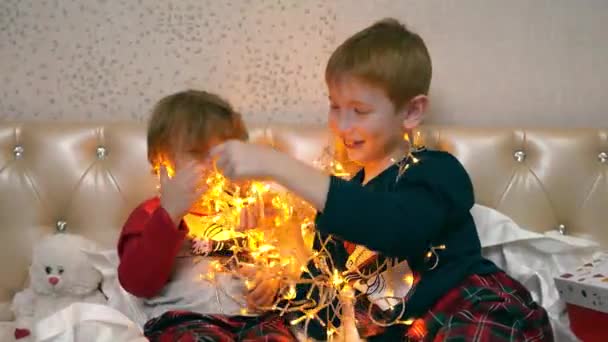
[473,205,599,342]
[34,303,146,342]
[35,204,596,342]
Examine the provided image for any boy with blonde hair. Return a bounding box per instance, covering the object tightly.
[212,19,553,341]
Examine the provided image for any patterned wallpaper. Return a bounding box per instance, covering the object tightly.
[1,0,607,127]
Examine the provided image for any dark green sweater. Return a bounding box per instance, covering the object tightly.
[298,149,499,339]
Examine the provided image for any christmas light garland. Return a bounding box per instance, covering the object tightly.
[154,135,439,340]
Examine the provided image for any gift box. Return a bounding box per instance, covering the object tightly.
[554,253,608,341]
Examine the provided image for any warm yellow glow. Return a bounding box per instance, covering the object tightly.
[283,284,297,300]
[256,244,275,254]
[408,319,428,339]
[340,284,354,300]
[331,269,344,287]
[151,151,429,335]
[413,131,424,148]
[210,260,222,272]
[153,159,176,179]
[329,160,350,178]
[290,314,310,326]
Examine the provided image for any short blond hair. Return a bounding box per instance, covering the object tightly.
[326,18,432,109]
[147,90,247,165]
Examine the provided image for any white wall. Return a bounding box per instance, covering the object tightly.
[1,0,606,127]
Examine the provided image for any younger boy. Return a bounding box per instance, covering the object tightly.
[117,90,298,341]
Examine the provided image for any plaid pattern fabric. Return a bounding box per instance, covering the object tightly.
[354,272,553,341]
[144,311,297,342]
[418,272,553,341]
[143,272,551,341]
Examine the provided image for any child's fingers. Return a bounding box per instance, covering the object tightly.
[246,204,257,230]
[263,205,279,218]
[237,202,262,231]
[217,157,233,178]
[261,193,281,218]
[209,143,238,179]
[254,199,264,219]
[159,165,169,186]
[208,145,226,170]
[194,184,208,199]
[208,141,229,159]
[195,176,208,191]
[180,162,207,187]
[183,161,205,177]
[238,208,249,231]
[237,263,258,281]
[248,279,278,308]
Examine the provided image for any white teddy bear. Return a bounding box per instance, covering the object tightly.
[11,233,107,341]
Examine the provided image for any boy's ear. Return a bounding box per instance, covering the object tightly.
[400,95,428,130]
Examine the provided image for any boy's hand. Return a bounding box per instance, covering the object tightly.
[209,140,280,181]
[160,160,208,226]
[239,200,261,231]
[247,277,280,309]
[210,139,331,213]
[238,193,281,231]
[239,264,280,309]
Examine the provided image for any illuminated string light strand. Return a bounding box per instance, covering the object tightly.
[152,135,442,340]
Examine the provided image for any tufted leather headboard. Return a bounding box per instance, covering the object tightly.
[0,122,606,321]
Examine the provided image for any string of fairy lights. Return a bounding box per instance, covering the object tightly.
[154,132,440,340]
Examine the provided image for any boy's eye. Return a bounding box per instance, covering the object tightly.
[329,104,339,110]
[45,266,52,274]
[188,149,207,159]
[354,108,371,115]
[58,267,64,274]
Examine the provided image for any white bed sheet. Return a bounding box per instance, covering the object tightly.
[16,204,598,342]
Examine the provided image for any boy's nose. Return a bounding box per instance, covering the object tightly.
[337,116,355,132]
[48,276,59,285]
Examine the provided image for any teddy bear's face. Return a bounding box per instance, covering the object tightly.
[30,234,102,296]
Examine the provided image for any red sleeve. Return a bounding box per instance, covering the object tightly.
[117,198,188,298]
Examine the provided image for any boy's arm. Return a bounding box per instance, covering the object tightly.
[270,152,473,259]
[117,199,188,298]
[210,141,472,259]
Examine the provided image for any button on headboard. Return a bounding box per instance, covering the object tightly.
[417,126,608,243]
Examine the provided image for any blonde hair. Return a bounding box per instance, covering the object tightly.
[326,18,432,109]
[147,90,247,165]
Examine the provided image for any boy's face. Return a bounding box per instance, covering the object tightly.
[169,136,223,172]
[327,77,406,166]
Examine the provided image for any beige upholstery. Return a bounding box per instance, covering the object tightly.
[1,122,607,321]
